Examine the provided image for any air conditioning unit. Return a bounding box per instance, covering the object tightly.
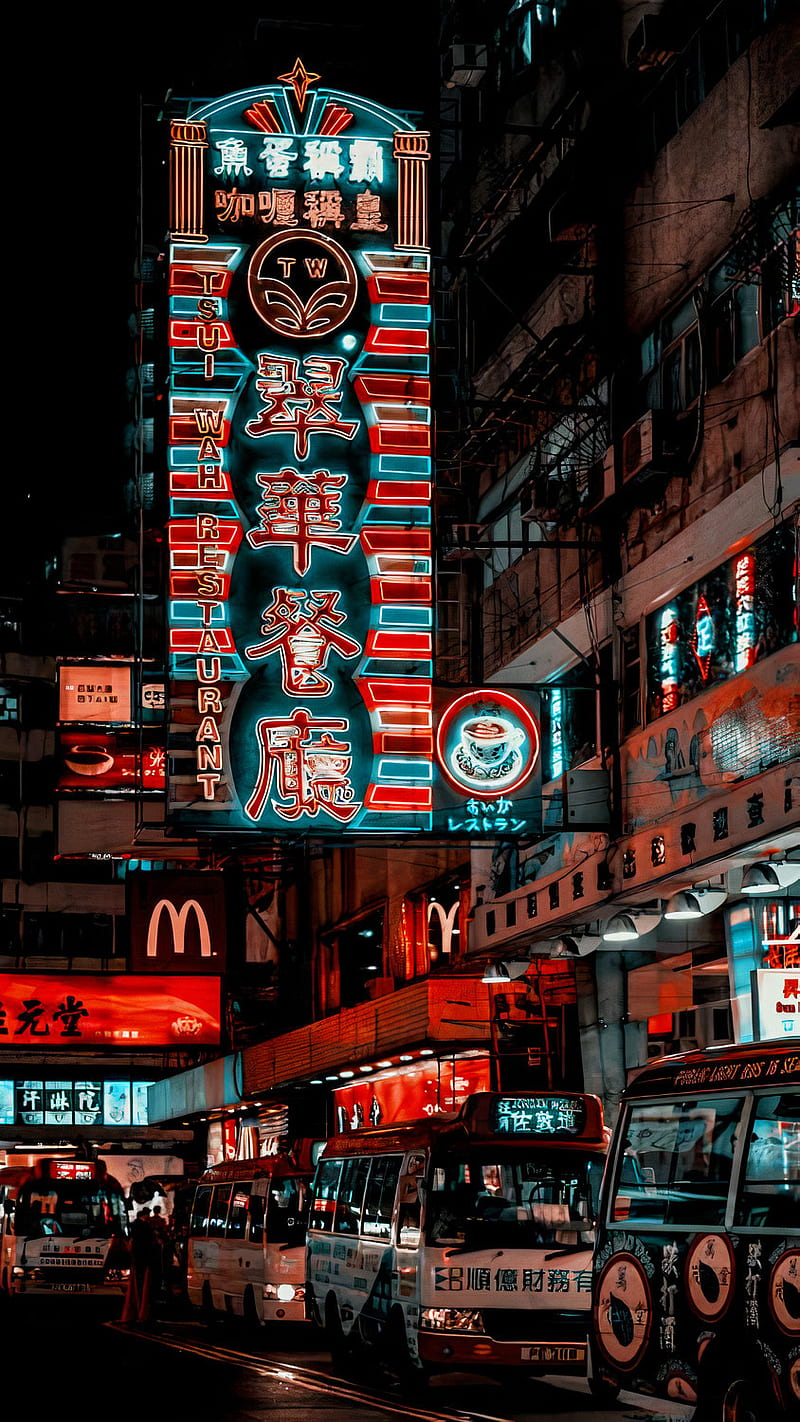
[444,43,488,88]
[582,447,616,514]
[620,409,687,485]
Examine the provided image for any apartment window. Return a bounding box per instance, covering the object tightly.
[641,294,701,415]
[708,270,760,385]
[642,205,797,408]
[621,625,643,734]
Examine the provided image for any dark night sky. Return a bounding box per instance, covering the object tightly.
[14,5,438,588]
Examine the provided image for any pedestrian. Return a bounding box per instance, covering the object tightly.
[150,1204,170,1298]
[121,1206,157,1324]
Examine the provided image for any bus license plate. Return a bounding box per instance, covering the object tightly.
[51,1282,91,1293]
[522,1344,584,1364]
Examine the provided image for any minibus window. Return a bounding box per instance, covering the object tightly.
[333,1156,371,1235]
[735,1094,800,1227]
[226,1183,250,1239]
[611,1096,743,1226]
[249,1191,265,1244]
[427,1150,600,1246]
[310,1158,342,1232]
[207,1183,233,1237]
[267,1177,307,1244]
[190,1184,212,1236]
[362,1155,402,1238]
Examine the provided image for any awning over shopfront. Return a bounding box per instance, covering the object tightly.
[244,976,492,1096]
[147,1052,243,1124]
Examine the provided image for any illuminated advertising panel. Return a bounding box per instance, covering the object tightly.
[165,63,541,837]
[57,731,165,793]
[332,1055,490,1131]
[0,975,220,1047]
[752,969,800,1040]
[58,665,132,724]
[127,870,227,973]
[1,1078,155,1127]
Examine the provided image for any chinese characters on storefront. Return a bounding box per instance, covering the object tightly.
[0,975,220,1047]
[165,63,541,837]
[0,1077,153,1127]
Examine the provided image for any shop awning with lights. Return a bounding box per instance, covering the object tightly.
[243,976,492,1097]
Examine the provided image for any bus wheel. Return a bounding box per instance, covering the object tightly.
[723,1377,775,1422]
[243,1286,262,1337]
[201,1282,217,1327]
[325,1297,355,1371]
[386,1307,428,1392]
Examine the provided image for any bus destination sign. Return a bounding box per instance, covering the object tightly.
[491,1095,588,1138]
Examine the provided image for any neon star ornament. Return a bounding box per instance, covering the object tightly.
[278,58,320,113]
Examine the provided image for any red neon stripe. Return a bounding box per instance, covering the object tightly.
[168,521,242,551]
[170,628,237,654]
[365,630,432,658]
[372,578,432,603]
[366,272,430,303]
[169,572,233,599]
[367,480,431,505]
[358,678,432,711]
[364,326,429,355]
[169,268,232,297]
[368,425,431,455]
[169,417,231,446]
[354,374,431,403]
[169,473,234,499]
[361,529,431,555]
[169,319,236,349]
[364,784,433,811]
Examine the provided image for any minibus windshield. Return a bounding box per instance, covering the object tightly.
[426,1149,605,1248]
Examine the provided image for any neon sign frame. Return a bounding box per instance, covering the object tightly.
[164,64,541,837]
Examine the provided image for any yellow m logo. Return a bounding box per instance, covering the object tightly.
[146,899,212,958]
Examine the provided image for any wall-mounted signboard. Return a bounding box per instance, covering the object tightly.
[58,665,133,725]
[0,975,220,1047]
[752,968,800,1040]
[57,731,165,793]
[164,64,541,838]
[0,1077,154,1128]
[127,871,227,973]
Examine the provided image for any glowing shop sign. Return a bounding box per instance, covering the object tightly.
[490,1095,588,1137]
[165,64,540,836]
[659,605,680,714]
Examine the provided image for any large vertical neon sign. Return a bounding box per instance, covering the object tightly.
[165,64,541,836]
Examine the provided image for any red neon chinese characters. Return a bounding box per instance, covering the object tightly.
[245,588,360,694]
[245,467,356,575]
[245,708,361,822]
[245,354,358,459]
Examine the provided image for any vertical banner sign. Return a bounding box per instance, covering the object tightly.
[166,63,541,837]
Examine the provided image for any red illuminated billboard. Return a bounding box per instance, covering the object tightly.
[57,731,165,792]
[332,1055,490,1132]
[0,975,221,1047]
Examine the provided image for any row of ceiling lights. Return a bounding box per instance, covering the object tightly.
[482,855,800,973]
[309,1047,435,1085]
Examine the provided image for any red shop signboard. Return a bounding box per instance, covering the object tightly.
[0,975,221,1047]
